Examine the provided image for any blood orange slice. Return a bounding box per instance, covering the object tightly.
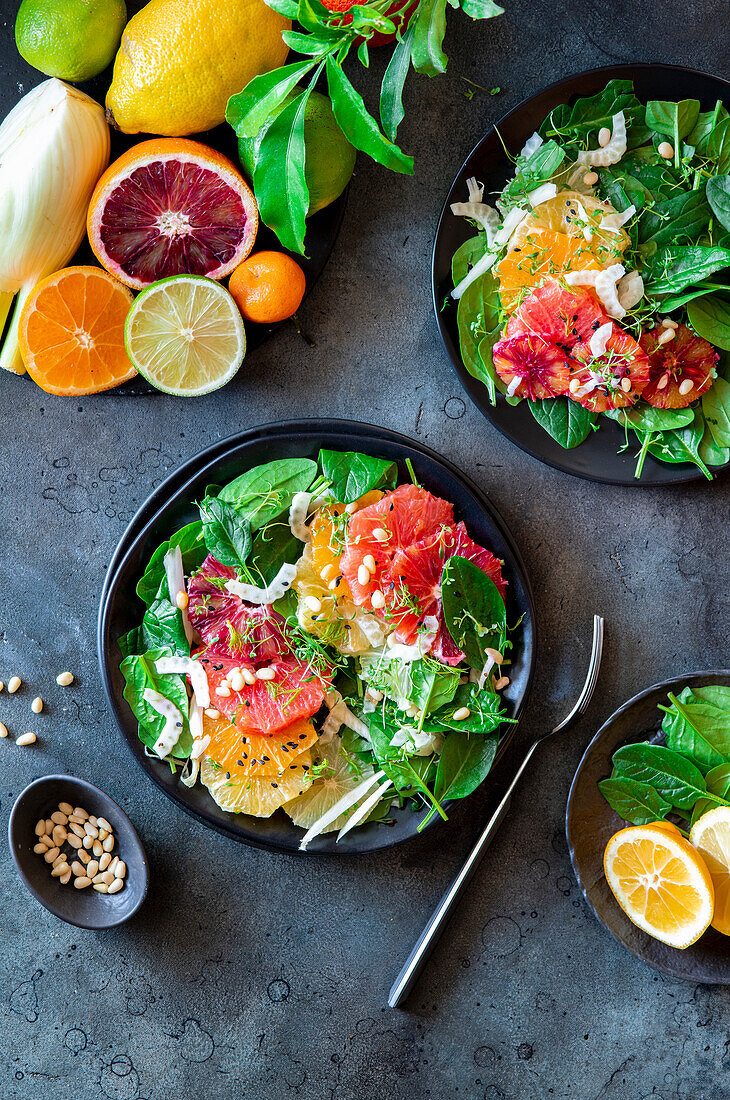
[198,652,328,735]
[493,333,571,399]
[87,138,258,290]
[569,323,651,413]
[188,555,286,662]
[639,324,718,409]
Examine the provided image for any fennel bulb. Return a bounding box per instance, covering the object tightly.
[0,79,109,375]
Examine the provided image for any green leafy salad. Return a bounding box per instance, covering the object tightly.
[449,79,730,479]
[118,448,519,848]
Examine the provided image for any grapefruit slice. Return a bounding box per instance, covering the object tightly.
[202,711,317,780]
[283,738,373,833]
[201,757,311,817]
[292,551,385,654]
[639,324,718,409]
[198,652,328,735]
[87,138,258,290]
[188,554,287,661]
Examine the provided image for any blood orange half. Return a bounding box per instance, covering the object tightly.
[197,652,328,736]
[87,139,258,290]
[639,324,718,409]
[188,555,286,662]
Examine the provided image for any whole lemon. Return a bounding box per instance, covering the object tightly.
[106,0,290,136]
[16,0,127,82]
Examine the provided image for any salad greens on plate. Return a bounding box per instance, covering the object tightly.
[119,449,519,849]
[450,79,730,479]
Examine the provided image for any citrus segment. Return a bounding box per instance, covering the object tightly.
[188,554,287,660]
[198,652,328,735]
[690,807,730,935]
[283,738,373,833]
[639,324,718,409]
[308,502,349,586]
[493,333,572,400]
[201,756,310,817]
[88,139,258,290]
[202,711,316,779]
[18,266,136,395]
[603,824,714,948]
[124,275,246,396]
[292,552,384,654]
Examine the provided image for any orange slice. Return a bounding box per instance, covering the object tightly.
[690,808,730,936]
[202,711,317,779]
[18,266,136,395]
[201,757,311,818]
[604,824,714,948]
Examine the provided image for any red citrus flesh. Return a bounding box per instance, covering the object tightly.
[188,555,287,662]
[493,333,571,399]
[569,323,651,413]
[196,652,328,736]
[320,0,415,44]
[639,324,718,409]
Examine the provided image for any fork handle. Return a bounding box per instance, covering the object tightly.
[387,739,539,1009]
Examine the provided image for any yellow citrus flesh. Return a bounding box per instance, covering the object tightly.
[202,712,317,780]
[603,824,714,949]
[293,552,384,655]
[201,756,311,817]
[282,738,373,833]
[106,0,290,136]
[690,807,730,936]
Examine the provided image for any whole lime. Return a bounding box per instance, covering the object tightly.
[16,0,127,83]
[238,90,356,216]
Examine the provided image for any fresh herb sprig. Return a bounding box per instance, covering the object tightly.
[226,0,503,252]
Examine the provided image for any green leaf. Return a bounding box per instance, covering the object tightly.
[645,410,712,479]
[502,140,565,202]
[121,647,192,759]
[326,56,414,174]
[662,689,730,772]
[707,117,730,173]
[706,762,730,800]
[638,190,711,252]
[136,521,206,608]
[318,448,397,502]
[427,684,510,734]
[646,99,700,141]
[198,497,252,573]
[379,23,414,142]
[440,555,506,672]
[451,233,489,285]
[141,579,190,656]
[688,294,730,351]
[644,244,730,296]
[528,398,595,449]
[606,405,694,433]
[264,0,298,15]
[691,797,717,827]
[248,523,303,586]
[219,458,318,528]
[253,87,312,255]
[433,731,498,802]
[707,176,730,233]
[118,627,143,660]
[411,0,448,76]
[454,265,503,405]
[225,60,317,140]
[598,776,671,825]
[611,743,708,811]
[460,0,503,16]
[698,421,730,467]
[409,660,461,716]
[540,80,643,145]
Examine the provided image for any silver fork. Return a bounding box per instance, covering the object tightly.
[388,614,605,1009]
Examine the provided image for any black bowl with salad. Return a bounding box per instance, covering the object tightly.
[99,421,536,854]
[433,64,730,485]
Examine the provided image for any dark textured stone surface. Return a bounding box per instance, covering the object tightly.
[1,1,729,1096]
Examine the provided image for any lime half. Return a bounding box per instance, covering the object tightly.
[125,276,246,397]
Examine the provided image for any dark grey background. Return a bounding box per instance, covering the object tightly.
[1,1,729,1097]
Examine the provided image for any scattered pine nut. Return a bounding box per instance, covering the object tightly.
[44,846,60,864]
[74,876,91,890]
[108,878,124,895]
[176,590,189,610]
[495,675,511,691]
[73,806,88,821]
[372,527,389,542]
[362,554,377,575]
[101,870,115,886]
[304,595,322,613]
[620,377,632,394]
[51,863,70,878]
[357,564,370,586]
[242,668,256,686]
[327,577,340,592]
[52,825,67,847]
[99,853,112,872]
[679,379,694,396]
[33,842,47,855]
[345,501,359,515]
[370,590,386,610]
[82,835,93,850]
[58,801,73,815]
[0,681,4,691]
[205,708,221,719]
[657,373,670,390]
[598,127,611,147]
[453,707,471,721]
[71,861,86,877]
[0,722,7,738]
[102,835,114,853]
[657,328,675,346]
[215,684,231,697]
[485,647,503,665]
[86,860,99,880]
[229,671,245,692]
[70,821,85,838]
[16,732,36,746]
[78,848,90,865]
[320,563,337,583]
[67,834,82,849]
[255,667,276,681]
[35,819,47,837]
[569,378,581,395]
[93,840,103,857]
[31,697,43,714]
[109,857,119,875]
[60,869,72,885]
[658,141,674,159]
[115,861,127,880]
[93,883,109,894]
[56,671,74,687]
[582,171,598,185]
[51,810,68,825]
[7,677,22,694]
[84,822,98,838]
[661,317,678,329]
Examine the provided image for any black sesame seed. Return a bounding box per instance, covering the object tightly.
[271,783,278,789]
[237,760,244,767]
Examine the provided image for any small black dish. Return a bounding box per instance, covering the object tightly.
[98,419,537,855]
[566,670,730,983]
[9,775,148,930]
[432,62,730,486]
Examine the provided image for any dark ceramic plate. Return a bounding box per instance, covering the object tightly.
[566,670,730,983]
[98,419,537,854]
[432,63,730,486]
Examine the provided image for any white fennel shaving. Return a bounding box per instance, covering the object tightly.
[506,376,522,397]
[451,177,501,244]
[577,111,627,167]
[299,769,384,851]
[181,696,206,788]
[565,263,626,319]
[155,656,210,708]
[225,562,297,605]
[573,197,594,242]
[390,726,443,757]
[384,614,439,661]
[337,779,394,841]
[589,322,614,358]
[164,546,193,645]
[452,206,530,300]
[600,204,636,232]
[528,182,558,207]
[321,693,373,744]
[617,270,644,310]
[143,689,185,758]
[288,491,313,541]
[519,131,543,158]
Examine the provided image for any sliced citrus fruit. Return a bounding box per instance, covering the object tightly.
[690,807,730,935]
[18,266,136,395]
[292,549,385,654]
[639,324,718,409]
[604,823,714,948]
[188,554,287,660]
[198,652,328,735]
[569,323,651,413]
[493,333,572,400]
[201,756,310,817]
[648,820,682,839]
[308,501,350,585]
[202,711,317,780]
[124,275,246,396]
[87,138,258,290]
[283,737,372,833]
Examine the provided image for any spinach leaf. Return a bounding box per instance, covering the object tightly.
[706,762,730,800]
[219,458,317,529]
[528,397,595,448]
[611,742,708,811]
[598,776,671,825]
[409,660,461,716]
[141,579,190,656]
[645,411,712,479]
[541,80,643,145]
[689,102,728,154]
[699,422,730,467]
[688,294,730,351]
[199,497,252,573]
[638,190,710,253]
[707,117,730,173]
[646,99,700,143]
[118,627,143,660]
[606,405,694,432]
[367,711,444,807]
[427,684,511,734]
[662,689,730,772]
[433,731,498,802]
[502,140,565,201]
[318,448,397,503]
[440,555,506,672]
[644,245,730,297]
[692,685,730,709]
[120,647,192,759]
[452,233,489,285]
[707,176,730,233]
[702,375,730,448]
[136,521,206,608]
[379,22,414,142]
[248,523,302,585]
[455,268,503,405]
